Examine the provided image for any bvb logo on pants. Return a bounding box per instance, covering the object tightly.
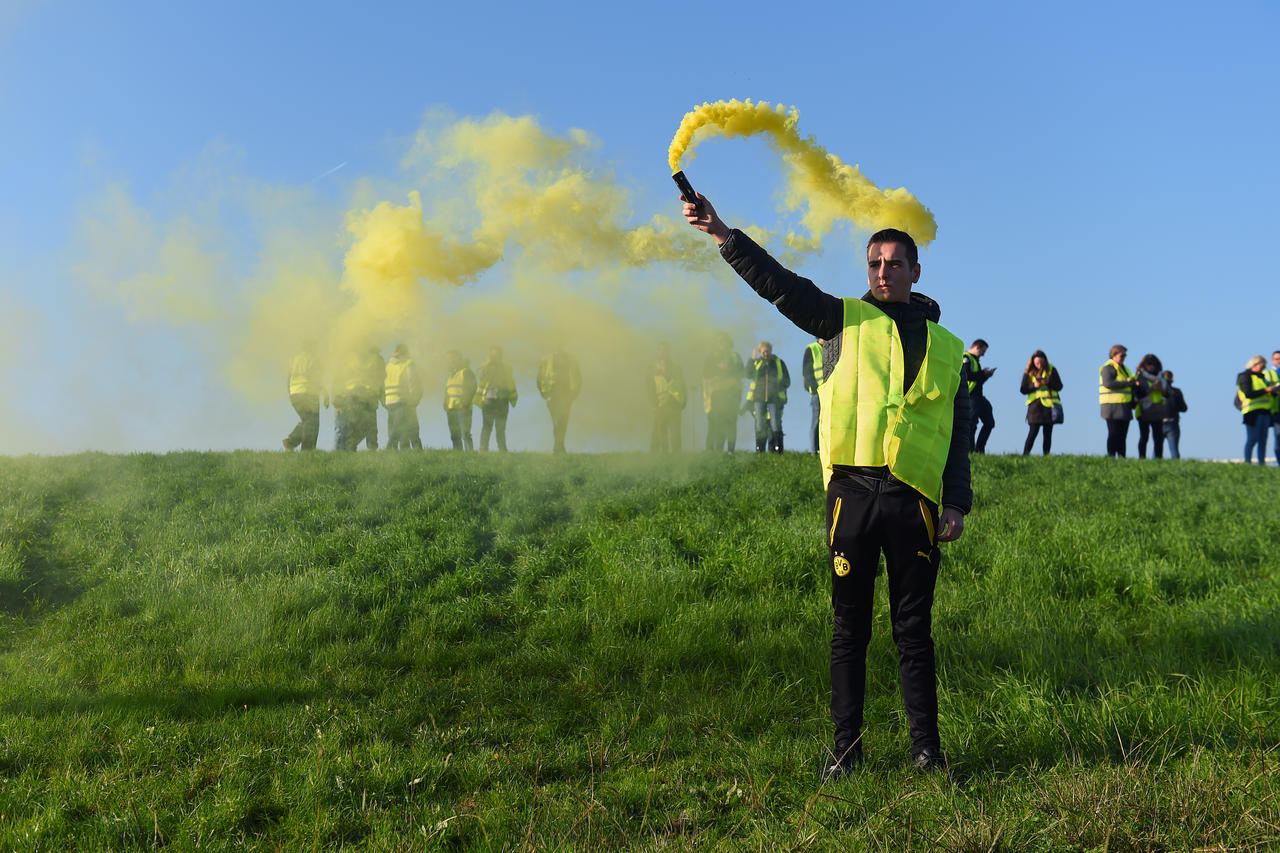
[833,554,851,577]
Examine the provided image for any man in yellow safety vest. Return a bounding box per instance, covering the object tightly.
[802,337,826,454]
[283,339,329,451]
[444,350,477,450]
[647,341,687,452]
[683,192,972,778]
[537,347,581,453]
[384,343,424,450]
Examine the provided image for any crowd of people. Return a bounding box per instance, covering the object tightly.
[283,342,560,454]
[284,336,1280,463]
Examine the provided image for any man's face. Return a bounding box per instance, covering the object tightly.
[866,241,920,303]
[1272,352,1280,370]
[760,343,772,359]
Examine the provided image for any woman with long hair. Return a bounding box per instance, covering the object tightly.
[1020,350,1063,455]
[1134,353,1167,459]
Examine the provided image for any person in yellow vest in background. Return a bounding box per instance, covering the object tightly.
[803,337,826,455]
[647,341,687,452]
[684,193,972,778]
[1133,353,1167,459]
[444,350,477,451]
[961,340,996,453]
[1266,351,1280,465]
[746,341,790,453]
[1019,350,1062,456]
[384,343,424,450]
[283,339,329,451]
[1238,354,1277,465]
[475,346,518,452]
[1099,344,1143,458]
[333,346,382,451]
[537,347,581,453]
[702,331,743,452]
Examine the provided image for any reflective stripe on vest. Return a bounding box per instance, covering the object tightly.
[289,353,319,396]
[1240,373,1271,415]
[1098,361,1133,405]
[807,341,824,390]
[747,358,786,403]
[1025,366,1060,407]
[384,359,414,406]
[817,298,962,504]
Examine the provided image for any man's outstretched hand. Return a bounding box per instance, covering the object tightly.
[683,194,730,245]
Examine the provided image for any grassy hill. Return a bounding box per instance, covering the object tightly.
[1,450,1278,850]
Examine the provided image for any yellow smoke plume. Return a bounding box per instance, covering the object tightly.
[668,98,937,246]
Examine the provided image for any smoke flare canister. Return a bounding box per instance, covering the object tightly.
[672,171,703,209]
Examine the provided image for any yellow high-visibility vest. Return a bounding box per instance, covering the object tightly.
[807,341,825,390]
[1239,372,1271,416]
[445,367,474,410]
[818,298,962,504]
[289,352,321,396]
[747,358,786,404]
[1025,366,1060,408]
[384,359,417,406]
[962,352,981,394]
[1264,367,1280,415]
[1098,361,1133,405]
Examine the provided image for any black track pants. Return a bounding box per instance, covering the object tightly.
[826,470,941,755]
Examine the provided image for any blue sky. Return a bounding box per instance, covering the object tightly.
[1,0,1277,459]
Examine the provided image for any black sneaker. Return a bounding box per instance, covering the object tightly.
[819,746,864,782]
[911,747,948,773]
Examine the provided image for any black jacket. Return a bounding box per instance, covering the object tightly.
[719,229,972,513]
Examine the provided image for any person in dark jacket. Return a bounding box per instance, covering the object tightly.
[702,332,743,452]
[802,337,826,454]
[647,341,687,452]
[746,341,790,453]
[1019,350,1063,455]
[961,340,996,453]
[1238,355,1277,465]
[1133,353,1167,459]
[1099,344,1144,457]
[682,192,971,778]
[1160,370,1188,459]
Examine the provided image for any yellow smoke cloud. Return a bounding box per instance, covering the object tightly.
[65,110,782,451]
[668,98,938,246]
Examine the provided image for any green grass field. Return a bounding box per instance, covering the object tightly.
[1,450,1278,850]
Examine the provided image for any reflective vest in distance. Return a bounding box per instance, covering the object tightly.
[1025,366,1060,408]
[747,358,786,404]
[1265,367,1280,415]
[1098,361,1133,405]
[1239,372,1271,416]
[653,372,685,407]
[962,352,981,394]
[445,367,475,410]
[807,341,825,390]
[289,352,321,396]
[817,298,963,504]
[384,358,418,406]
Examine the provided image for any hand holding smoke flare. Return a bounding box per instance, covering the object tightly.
[671,170,703,210]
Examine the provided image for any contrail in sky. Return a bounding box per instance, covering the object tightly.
[310,161,347,182]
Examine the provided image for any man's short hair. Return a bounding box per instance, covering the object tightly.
[970,339,988,350]
[866,228,918,266]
